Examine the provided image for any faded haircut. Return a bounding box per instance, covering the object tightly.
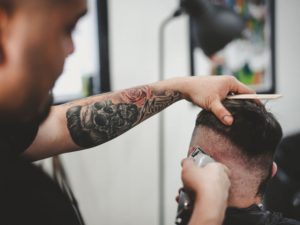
[195,99,282,195]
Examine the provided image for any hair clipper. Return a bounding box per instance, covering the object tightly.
[175,147,215,225]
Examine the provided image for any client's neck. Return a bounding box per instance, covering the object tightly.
[228,192,262,208]
[227,178,262,208]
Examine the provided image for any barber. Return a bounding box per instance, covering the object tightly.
[0,0,252,224]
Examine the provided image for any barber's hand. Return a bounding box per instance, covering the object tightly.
[178,75,255,125]
[180,158,231,225]
[181,158,231,209]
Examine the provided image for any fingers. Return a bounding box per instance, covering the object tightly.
[222,164,231,177]
[175,195,179,203]
[181,157,193,168]
[210,100,233,125]
[205,162,230,174]
[227,76,255,94]
[181,158,232,196]
[228,78,262,105]
[209,76,255,126]
[175,187,183,203]
[210,76,256,126]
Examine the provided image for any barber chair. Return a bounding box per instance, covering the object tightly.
[264,133,300,220]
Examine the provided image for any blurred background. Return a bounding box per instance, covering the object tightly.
[43,0,300,224]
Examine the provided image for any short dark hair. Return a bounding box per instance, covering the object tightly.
[196,99,282,195]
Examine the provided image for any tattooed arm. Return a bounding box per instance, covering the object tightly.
[23,76,253,160]
[66,86,181,148]
[24,82,182,160]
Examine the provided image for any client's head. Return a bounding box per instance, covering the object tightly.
[189,99,282,208]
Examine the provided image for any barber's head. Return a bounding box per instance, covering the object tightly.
[0,0,87,123]
[189,99,282,207]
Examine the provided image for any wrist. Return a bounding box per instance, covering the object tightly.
[151,77,186,100]
[162,77,191,101]
[191,193,227,225]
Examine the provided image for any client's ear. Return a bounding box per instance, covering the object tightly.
[271,162,277,177]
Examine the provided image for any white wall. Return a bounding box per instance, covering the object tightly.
[268,0,300,135]
[63,0,300,225]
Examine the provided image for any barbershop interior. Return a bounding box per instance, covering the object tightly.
[2,0,300,225]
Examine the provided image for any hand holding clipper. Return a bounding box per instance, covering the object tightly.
[175,148,215,225]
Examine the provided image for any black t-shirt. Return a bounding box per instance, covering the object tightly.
[0,121,82,225]
[223,204,300,225]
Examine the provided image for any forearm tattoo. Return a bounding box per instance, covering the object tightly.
[66,86,181,148]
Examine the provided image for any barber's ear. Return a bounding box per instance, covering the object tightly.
[271,162,277,177]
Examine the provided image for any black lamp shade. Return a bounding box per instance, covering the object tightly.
[182,0,245,56]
